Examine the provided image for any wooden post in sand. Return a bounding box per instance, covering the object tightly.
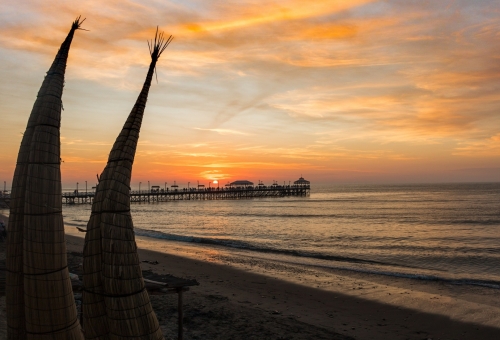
[178,288,183,340]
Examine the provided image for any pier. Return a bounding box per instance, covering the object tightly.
[62,184,310,204]
[1,177,311,206]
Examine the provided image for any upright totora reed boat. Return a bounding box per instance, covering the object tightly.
[6,17,85,340]
[82,29,172,340]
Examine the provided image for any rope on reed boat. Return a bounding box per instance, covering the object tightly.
[83,286,147,298]
[22,266,69,276]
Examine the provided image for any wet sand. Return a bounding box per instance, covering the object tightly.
[1,211,500,339]
[64,225,500,340]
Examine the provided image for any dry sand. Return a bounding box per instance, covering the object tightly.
[1,211,500,339]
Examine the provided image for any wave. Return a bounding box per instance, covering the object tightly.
[449,219,500,225]
[322,265,500,289]
[134,228,500,289]
[134,228,419,268]
[199,212,500,226]
[226,213,340,218]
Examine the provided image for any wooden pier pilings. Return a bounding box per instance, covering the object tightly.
[61,185,310,204]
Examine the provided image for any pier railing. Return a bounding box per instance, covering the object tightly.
[61,185,310,204]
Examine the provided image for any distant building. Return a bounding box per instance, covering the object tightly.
[229,180,254,187]
[293,176,310,186]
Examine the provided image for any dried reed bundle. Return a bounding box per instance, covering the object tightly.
[6,17,85,340]
[83,28,172,340]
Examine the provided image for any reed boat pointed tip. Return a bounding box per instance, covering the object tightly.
[149,27,173,62]
[72,15,88,31]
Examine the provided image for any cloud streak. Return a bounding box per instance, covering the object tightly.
[194,127,251,135]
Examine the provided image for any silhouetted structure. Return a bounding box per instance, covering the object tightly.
[60,181,311,204]
[228,180,254,187]
[294,176,310,186]
[82,28,171,340]
[6,17,85,340]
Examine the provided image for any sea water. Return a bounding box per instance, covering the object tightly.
[62,182,500,288]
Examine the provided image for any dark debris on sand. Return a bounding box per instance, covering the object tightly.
[150,291,354,340]
[63,251,354,340]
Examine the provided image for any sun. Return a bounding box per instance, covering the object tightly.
[213,180,218,184]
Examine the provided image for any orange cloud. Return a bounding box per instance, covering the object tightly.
[454,134,500,157]
[177,0,373,33]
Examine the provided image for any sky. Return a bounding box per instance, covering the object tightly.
[0,0,499,190]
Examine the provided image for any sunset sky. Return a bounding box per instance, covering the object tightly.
[1,0,499,189]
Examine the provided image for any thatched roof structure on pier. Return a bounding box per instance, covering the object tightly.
[6,17,85,339]
[228,180,254,187]
[82,29,172,339]
[293,176,310,186]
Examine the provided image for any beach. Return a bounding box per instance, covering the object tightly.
[70,225,500,339]
[2,210,500,339]
[2,1,500,338]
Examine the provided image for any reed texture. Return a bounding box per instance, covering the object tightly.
[6,17,85,340]
[83,29,172,340]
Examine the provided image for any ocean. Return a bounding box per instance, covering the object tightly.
[61,182,500,288]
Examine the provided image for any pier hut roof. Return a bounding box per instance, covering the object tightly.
[229,180,254,186]
[294,176,310,185]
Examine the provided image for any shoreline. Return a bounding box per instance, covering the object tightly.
[1,211,500,338]
[68,225,500,339]
[135,227,500,289]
